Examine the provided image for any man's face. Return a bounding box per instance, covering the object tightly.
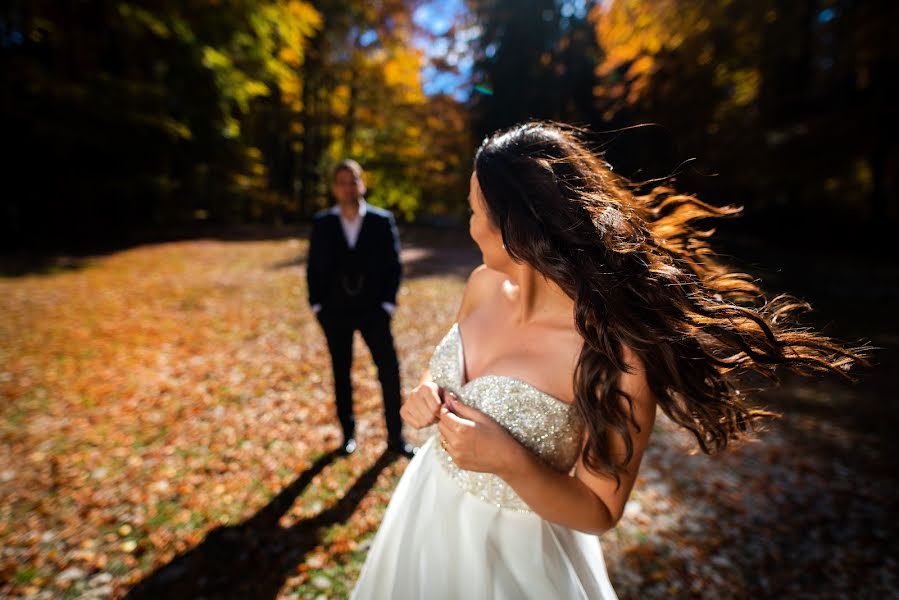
[332,168,365,204]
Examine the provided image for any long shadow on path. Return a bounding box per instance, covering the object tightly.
[126,449,399,599]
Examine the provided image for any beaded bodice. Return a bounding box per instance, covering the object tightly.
[428,323,585,511]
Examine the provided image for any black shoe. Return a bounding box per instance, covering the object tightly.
[387,438,416,459]
[340,437,357,455]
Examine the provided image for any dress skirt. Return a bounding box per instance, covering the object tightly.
[350,434,618,599]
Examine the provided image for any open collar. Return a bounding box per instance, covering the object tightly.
[329,198,368,221]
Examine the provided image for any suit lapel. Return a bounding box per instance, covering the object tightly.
[354,212,372,250]
[331,213,350,249]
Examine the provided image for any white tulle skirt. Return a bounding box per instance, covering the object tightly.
[350,434,618,599]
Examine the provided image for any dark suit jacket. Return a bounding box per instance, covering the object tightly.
[307,204,402,313]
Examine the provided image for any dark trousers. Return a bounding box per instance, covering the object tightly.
[316,306,402,442]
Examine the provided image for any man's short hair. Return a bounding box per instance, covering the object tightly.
[333,159,363,181]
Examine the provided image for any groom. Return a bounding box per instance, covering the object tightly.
[307,159,415,458]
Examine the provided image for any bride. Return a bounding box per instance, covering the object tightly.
[349,122,866,599]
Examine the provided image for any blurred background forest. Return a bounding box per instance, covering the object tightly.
[2,0,897,251]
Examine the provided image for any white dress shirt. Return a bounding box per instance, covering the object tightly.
[311,199,396,316]
[332,198,367,249]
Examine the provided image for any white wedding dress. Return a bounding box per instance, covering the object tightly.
[350,323,618,599]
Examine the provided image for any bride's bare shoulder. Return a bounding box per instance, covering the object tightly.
[456,264,503,322]
[469,264,505,287]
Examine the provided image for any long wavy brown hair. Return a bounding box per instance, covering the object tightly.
[474,121,870,488]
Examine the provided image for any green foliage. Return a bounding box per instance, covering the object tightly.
[294,0,471,220]
[6,0,892,250]
[1,0,473,248]
[1,0,322,247]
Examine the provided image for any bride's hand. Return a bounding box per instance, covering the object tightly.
[400,380,443,429]
[438,392,518,474]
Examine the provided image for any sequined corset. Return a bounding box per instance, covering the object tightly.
[428,323,585,512]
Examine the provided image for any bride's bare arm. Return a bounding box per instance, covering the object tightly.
[439,369,654,536]
[436,264,655,533]
[402,265,493,429]
[400,265,495,429]
[496,351,656,536]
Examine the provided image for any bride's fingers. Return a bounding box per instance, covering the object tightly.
[414,390,435,414]
[413,400,439,428]
[437,408,455,443]
[415,406,435,428]
[428,395,443,418]
[400,405,417,427]
[412,391,440,423]
[441,408,475,431]
[403,399,430,428]
[437,409,459,445]
[402,393,421,421]
[444,391,458,411]
[404,386,443,428]
[412,410,427,428]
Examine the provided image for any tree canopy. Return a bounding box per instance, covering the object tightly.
[2,0,895,249]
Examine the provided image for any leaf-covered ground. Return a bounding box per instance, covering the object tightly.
[1,229,896,599]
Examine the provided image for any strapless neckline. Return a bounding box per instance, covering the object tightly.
[452,322,575,410]
[428,322,587,510]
